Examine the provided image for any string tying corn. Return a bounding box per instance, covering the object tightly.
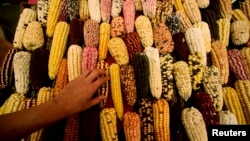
[219,110,238,125]
[84,19,100,48]
[88,0,101,23]
[110,16,126,38]
[123,112,141,141]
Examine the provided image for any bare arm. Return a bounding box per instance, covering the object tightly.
[0,69,108,141]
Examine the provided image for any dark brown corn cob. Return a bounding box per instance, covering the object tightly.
[172,32,190,63]
[84,19,100,47]
[58,0,69,22]
[69,18,84,46]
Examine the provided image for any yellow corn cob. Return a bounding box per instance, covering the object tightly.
[223,86,247,124]
[153,99,170,141]
[141,0,157,19]
[13,51,31,95]
[0,93,25,115]
[48,21,70,80]
[67,45,82,81]
[22,21,44,51]
[108,37,129,66]
[144,47,162,99]
[216,18,231,47]
[111,0,123,17]
[100,108,118,141]
[182,0,201,24]
[181,107,208,141]
[37,0,49,27]
[53,58,68,96]
[88,0,101,23]
[46,0,61,37]
[173,61,192,101]
[241,47,250,74]
[123,112,141,141]
[13,8,36,49]
[133,0,143,12]
[98,22,111,61]
[196,0,209,9]
[230,20,250,46]
[174,0,185,12]
[240,0,250,20]
[79,0,90,21]
[175,10,193,33]
[218,0,232,19]
[109,63,124,121]
[135,15,153,48]
[234,80,250,124]
[232,9,250,22]
[219,110,238,125]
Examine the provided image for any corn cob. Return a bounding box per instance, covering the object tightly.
[48,21,69,80]
[79,0,90,21]
[53,58,68,96]
[216,18,231,47]
[124,32,144,65]
[223,86,247,124]
[231,9,250,22]
[37,0,49,27]
[210,40,229,85]
[98,22,111,61]
[153,23,174,54]
[109,63,124,121]
[133,0,143,12]
[63,114,80,141]
[100,108,118,141]
[181,107,208,141]
[234,80,250,124]
[88,0,101,23]
[227,49,250,80]
[230,20,250,46]
[156,0,174,24]
[67,45,83,81]
[210,0,232,20]
[165,12,181,35]
[82,46,98,70]
[240,0,250,20]
[111,0,123,17]
[107,37,129,66]
[182,0,201,24]
[160,53,173,101]
[144,47,162,99]
[57,0,68,22]
[141,0,156,19]
[123,111,141,141]
[135,15,153,48]
[133,53,150,98]
[138,98,155,141]
[69,18,84,46]
[13,8,36,49]
[175,10,193,33]
[0,93,25,115]
[97,60,109,108]
[110,16,126,38]
[174,0,185,12]
[84,19,100,48]
[46,0,61,37]
[219,110,238,125]
[67,0,79,21]
[101,0,112,23]
[196,0,209,9]
[120,65,137,106]
[193,21,211,53]
[172,32,190,62]
[123,0,135,33]
[0,49,17,89]
[241,47,250,74]
[173,61,192,101]
[153,98,170,141]
[13,51,31,94]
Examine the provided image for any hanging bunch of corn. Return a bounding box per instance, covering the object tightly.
[216,18,231,47]
[100,108,118,141]
[153,99,170,141]
[67,0,79,21]
[0,93,25,115]
[111,0,123,17]
[160,53,174,101]
[230,20,250,46]
[69,18,84,46]
[37,0,49,27]
[98,22,111,61]
[79,0,89,21]
[46,0,61,37]
[165,12,181,35]
[239,0,250,20]
[57,0,68,22]
[141,0,156,20]
[175,10,193,33]
[67,45,83,81]
[144,47,162,99]
[234,80,250,124]
[120,65,137,106]
[110,16,126,38]
[97,60,109,108]
[13,8,36,49]
[223,86,246,124]
[13,51,31,94]
[84,19,100,47]
[210,40,229,85]
[48,21,69,80]
[173,61,192,101]
[182,0,201,24]
[63,114,80,141]
[88,0,101,23]
[181,107,208,141]
[123,112,141,141]
[82,46,98,70]
[202,66,224,112]
[107,37,129,66]
[241,47,250,73]
[218,110,238,125]
[101,0,112,23]
[122,0,135,33]
[0,49,17,89]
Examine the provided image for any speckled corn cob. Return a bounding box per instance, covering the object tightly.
[230,20,250,46]
[67,0,79,21]
[46,0,61,37]
[57,0,68,22]
[13,51,31,94]
[0,93,25,115]
[210,41,229,85]
[241,47,250,74]
[53,58,68,96]
[37,0,49,27]
[173,61,192,101]
[152,0,174,26]
[181,107,208,141]
[135,15,153,48]
[227,49,250,80]
[13,8,36,49]
[98,22,111,61]
[67,45,82,81]
[69,18,84,46]
[88,0,101,23]
[107,37,129,66]
[153,23,174,54]
[160,54,173,101]
[216,18,231,47]
[196,0,209,9]
[120,65,137,106]
[182,0,201,24]
[175,10,193,33]
[101,0,112,23]
[219,110,238,125]
[79,0,90,21]
[223,86,247,124]
[240,0,250,20]
[141,0,156,19]
[203,66,224,112]
[110,16,126,38]
[234,80,250,124]
[123,112,141,141]
[165,12,181,35]
[111,0,123,17]
[123,0,135,33]
[84,19,100,48]
[82,46,98,70]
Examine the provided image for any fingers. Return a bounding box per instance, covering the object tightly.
[87,95,106,108]
[85,69,108,82]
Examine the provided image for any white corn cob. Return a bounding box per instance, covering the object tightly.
[196,0,209,9]
[219,110,238,125]
[111,0,123,17]
[37,0,49,27]
[88,0,101,23]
